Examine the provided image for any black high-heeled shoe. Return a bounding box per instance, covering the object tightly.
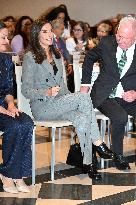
[95,142,116,159]
[92,144,98,168]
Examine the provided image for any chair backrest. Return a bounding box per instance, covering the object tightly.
[15,65,33,118]
[61,56,67,86]
[73,57,100,92]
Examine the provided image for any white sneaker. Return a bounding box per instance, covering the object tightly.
[14,179,30,193]
[0,174,18,194]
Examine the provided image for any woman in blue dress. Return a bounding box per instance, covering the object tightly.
[0,22,34,193]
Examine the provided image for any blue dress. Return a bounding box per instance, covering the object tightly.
[0,53,34,179]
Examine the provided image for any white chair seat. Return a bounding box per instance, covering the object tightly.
[34,120,73,128]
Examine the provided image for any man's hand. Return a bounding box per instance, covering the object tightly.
[80,86,90,93]
[67,65,73,75]
[122,90,136,102]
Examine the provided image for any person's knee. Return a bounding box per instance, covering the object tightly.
[113,111,128,125]
[19,113,34,128]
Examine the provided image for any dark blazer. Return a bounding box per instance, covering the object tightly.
[82,35,136,108]
[0,53,14,108]
[53,37,72,64]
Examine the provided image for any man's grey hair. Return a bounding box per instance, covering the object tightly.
[118,15,136,32]
[51,19,64,29]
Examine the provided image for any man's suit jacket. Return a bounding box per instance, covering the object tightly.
[82,36,136,108]
[53,37,72,64]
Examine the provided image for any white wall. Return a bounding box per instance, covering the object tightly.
[1,0,136,25]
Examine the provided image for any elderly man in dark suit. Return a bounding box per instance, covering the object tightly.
[81,15,136,170]
[51,19,74,92]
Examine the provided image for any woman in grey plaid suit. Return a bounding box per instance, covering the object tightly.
[22,20,115,180]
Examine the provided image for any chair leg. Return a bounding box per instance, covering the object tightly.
[58,128,61,140]
[32,126,36,185]
[51,127,56,181]
[126,118,131,137]
[107,120,111,147]
[101,120,106,169]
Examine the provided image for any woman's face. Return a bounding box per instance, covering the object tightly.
[21,19,32,34]
[73,24,84,40]
[57,12,65,22]
[39,23,53,49]
[97,24,109,39]
[0,28,9,52]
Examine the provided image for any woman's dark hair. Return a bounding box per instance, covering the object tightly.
[3,16,16,23]
[45,6,70,28]
[29,19,61,64]
[14,16,33,49]
[0,21,7,30]
[73,21,88,44]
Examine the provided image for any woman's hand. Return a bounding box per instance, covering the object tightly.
[4,94,21,117]
[75,43,84,51]
[7,105,21,117]
[0,106,16,117]
[67,65,73,75]
[46,86,60,97]
[87,39,95,49]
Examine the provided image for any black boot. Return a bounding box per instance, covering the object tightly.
[92,144,99,168]
[95,142,116,159]
[83,164,102,180]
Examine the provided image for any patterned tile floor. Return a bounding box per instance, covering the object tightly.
[0,126,136,205]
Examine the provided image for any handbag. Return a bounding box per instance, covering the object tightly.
[66,136,83,168]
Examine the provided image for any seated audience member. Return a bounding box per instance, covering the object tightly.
[66,21,94,55]
[92,21,112,47]
[2,16,16,24]
[43,6,71,40]
[21,20,116,181]
[85,22,93,38]
[81,15,136,170]
[51,19,74,92]
[11,16,33,60]
[51,19,72,69]
[0,22,34,193]
[4,21,15,42]
[57,4,72,40]
[3,16,16,43]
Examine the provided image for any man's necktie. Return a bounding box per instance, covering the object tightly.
[118,50,127,75]
[56,37,60,49]
[110,50,127,98]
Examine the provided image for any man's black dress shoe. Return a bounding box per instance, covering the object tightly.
[95,142,115,159]
[83,164,102,180]
[114,154,130,170]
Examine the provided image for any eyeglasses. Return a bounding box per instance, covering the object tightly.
[73,29,83,32]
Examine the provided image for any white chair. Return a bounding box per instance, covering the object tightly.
[15,65,73,185]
